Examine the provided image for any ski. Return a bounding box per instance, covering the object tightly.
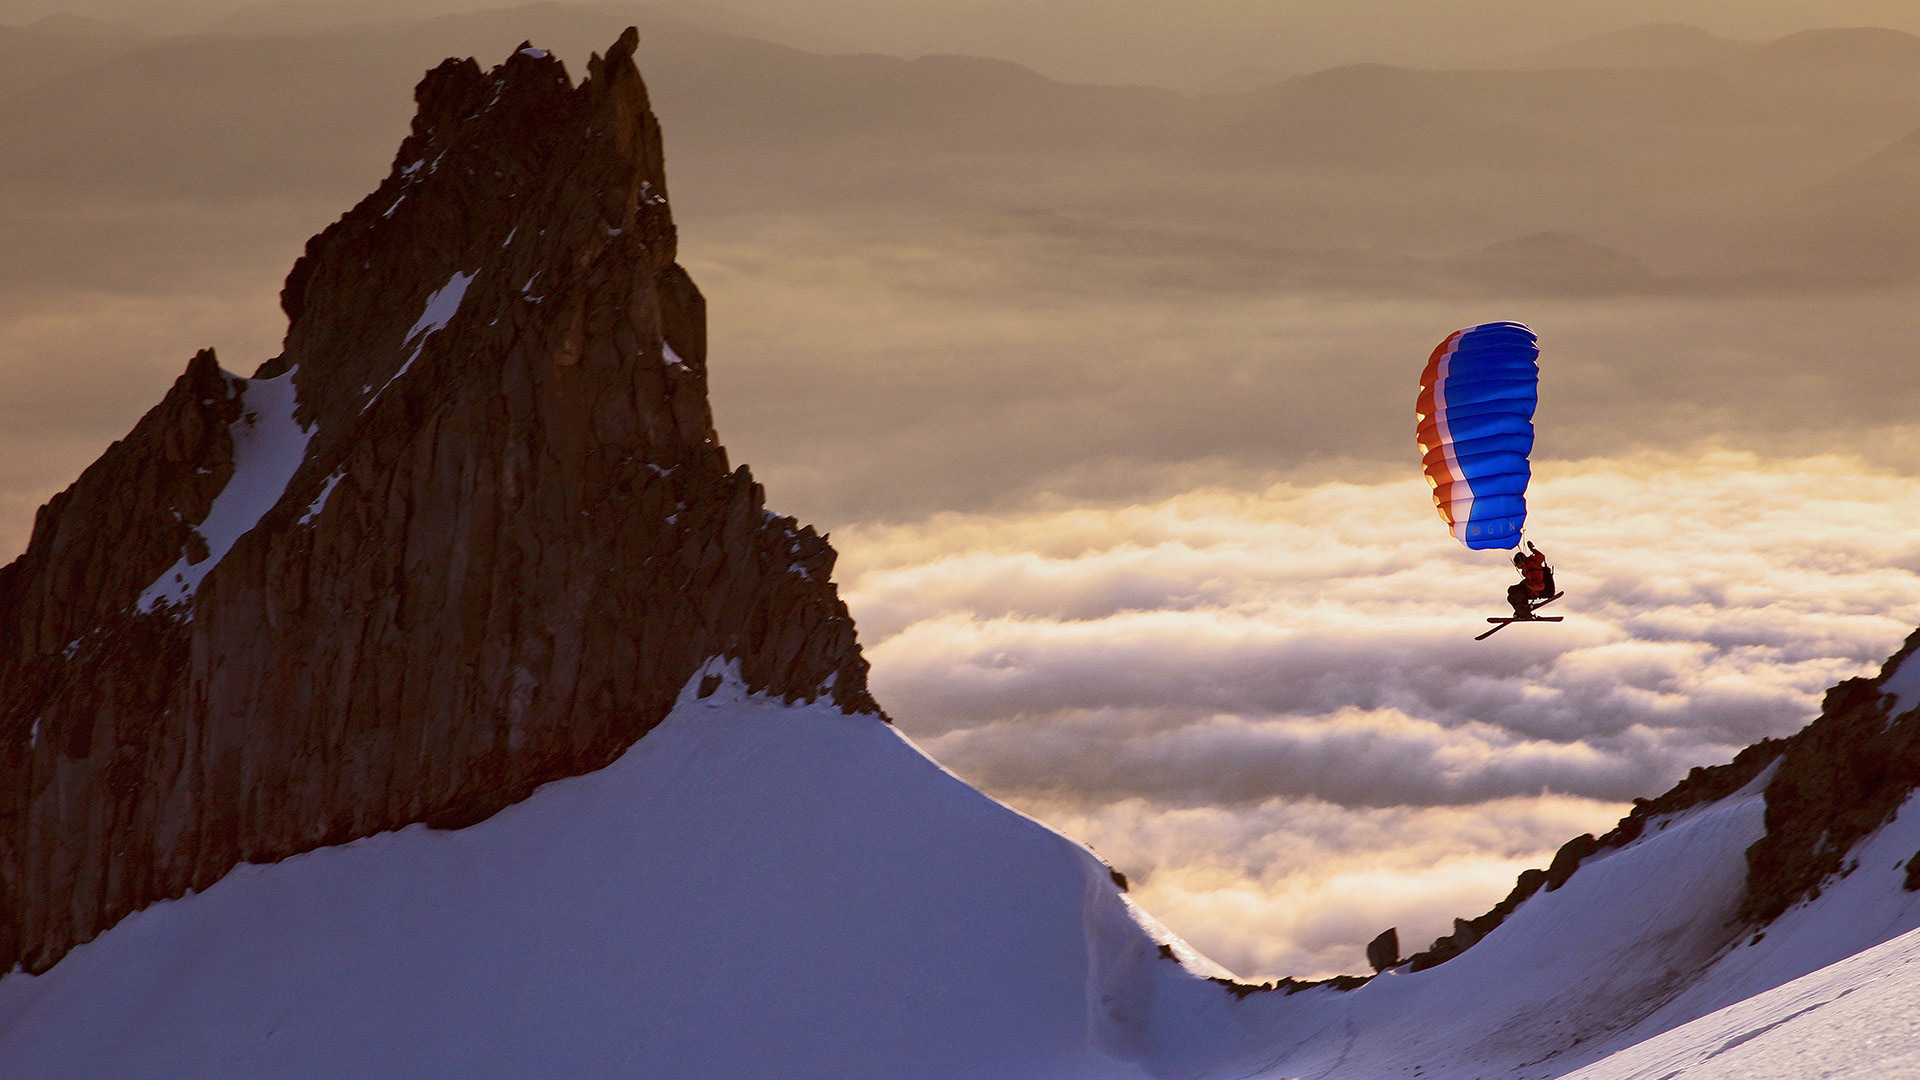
[1475,615,1564,641]
[1473,594,1567,640]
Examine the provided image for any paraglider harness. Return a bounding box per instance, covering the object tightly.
[1477,542,1564,638]
[1507,542,1557,619]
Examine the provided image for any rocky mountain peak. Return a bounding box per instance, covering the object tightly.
[0,30,875,976]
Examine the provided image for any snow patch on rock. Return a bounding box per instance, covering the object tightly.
[1883,651,1920,719]
[138,368,314,613]
[299,470,346,526]
[362,270,476,411]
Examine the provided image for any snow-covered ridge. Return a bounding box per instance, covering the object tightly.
[137,367,313,613]
[0,663,1242,1079]
[1195,774,1775,1077]
[4,659,1919,1076]
[1186,769,1920,1078]
[1562,788,1920,1079]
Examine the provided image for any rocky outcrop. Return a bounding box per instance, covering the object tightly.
[1364,927,1399,973]
[1739,633,1920,922]
[0,30,876,976]
[1402,629,1920,974]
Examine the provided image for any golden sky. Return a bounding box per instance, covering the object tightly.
[4,0,1920,977]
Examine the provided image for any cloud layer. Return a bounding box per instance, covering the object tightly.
[837,454,1920,975]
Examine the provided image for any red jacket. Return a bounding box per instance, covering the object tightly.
[1518,549,1548,594]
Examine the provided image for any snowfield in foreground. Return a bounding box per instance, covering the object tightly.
[2,664,1919,1078]
[0,664,1242,1080]
[1564,923,1920,1080]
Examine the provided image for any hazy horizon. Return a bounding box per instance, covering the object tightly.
[5,1,1920,978]
[11,0,1920,88]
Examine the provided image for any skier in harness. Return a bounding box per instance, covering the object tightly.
[1507,541,1556,619]
[1417,322,1565,638]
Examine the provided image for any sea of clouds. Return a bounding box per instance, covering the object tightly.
[837,454,1920,976]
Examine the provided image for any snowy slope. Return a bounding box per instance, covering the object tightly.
[1550,785,1920,1076]
[1565,923,1920,1080]
[1209,770,1780,1079]
[0,662,1244,1080]
[1200,773,1920,1079]
[4,661,1920,1077]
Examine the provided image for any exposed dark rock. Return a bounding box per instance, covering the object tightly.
[0,30,876,976]
[1208,973,1373,998]
[1738,637,1920,923]
[1365,927,1399,973]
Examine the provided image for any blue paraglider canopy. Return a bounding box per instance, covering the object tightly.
[1414,322,1539,550]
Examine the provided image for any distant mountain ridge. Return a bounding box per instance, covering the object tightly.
[1499,22,1920,72]
[5,9,1920,286]
[0,28,875,975]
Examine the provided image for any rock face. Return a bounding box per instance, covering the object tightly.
[1739,638,1920,922]
[0,30,876,976]
[1403,628,1920,974]
[1364,927,1399,973]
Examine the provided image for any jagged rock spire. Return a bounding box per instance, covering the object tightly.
[0,31,876,976]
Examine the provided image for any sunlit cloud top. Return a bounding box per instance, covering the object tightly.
[835,454,1920,975]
